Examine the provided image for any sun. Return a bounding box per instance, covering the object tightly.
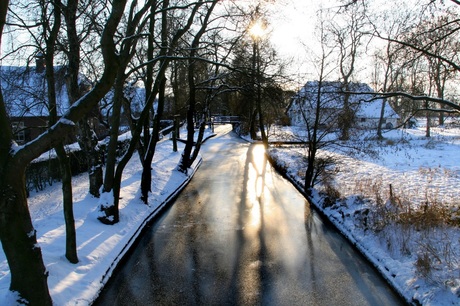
[249,19,266,40]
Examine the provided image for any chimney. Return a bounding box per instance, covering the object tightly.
[35,52,45,73]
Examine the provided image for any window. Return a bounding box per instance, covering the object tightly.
[12,121,25,143]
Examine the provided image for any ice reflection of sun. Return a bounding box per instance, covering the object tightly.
[251,145,266,175]
[246,144,267,227]
[255,176,264,198]
[249,200,261,227]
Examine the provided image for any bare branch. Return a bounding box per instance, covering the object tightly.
[344,90,460,112]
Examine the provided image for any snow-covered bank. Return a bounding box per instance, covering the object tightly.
[268,125,460,305]
[0,133,205,305]
[2,122,458,305]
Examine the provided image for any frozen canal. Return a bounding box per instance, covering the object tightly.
[94,127,404,305]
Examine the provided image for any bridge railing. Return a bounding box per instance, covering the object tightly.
[211,115,241,124]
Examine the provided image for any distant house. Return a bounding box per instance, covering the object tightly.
[286,81,399,129]
[0,56,103,144]
[99,83,150,128]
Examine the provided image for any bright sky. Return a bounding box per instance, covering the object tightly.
[266,0,339,86]
[266,0,428,87]
[269,0,321,56]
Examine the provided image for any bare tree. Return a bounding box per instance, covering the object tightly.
[140,0,168,203]
[421,14,460,125]
[370,9,408,138]
[295,16,337,191]
[38,0,79,264]
[98,0,212,222]
[368,1,460,118]
[178,0,219,172]
[328,2,367,140]
[0,0,127,303]
[99,0,154,223]
[62,0,105,198]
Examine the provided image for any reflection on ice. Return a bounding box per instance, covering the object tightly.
[251,144,267,176]
[246,144,268,203]
[255,176,264,198]
[249,200,261,227]
[244,144,268,228]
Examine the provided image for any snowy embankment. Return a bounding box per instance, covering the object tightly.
[268,125,460,306]
[0,132,205,305]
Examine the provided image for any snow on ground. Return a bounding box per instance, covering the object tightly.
[268,123,460,305]
[1,122,459,305]
[0,128,209,306]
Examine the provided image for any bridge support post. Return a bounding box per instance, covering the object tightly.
[172,115,179,152]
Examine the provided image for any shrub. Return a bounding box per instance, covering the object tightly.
[321,183,341,208]
[415,251,432,279]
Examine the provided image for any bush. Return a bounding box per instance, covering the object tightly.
[25,137,130,195]
[321,183,341,208]
[26,149,87,194]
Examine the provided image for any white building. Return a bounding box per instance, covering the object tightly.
[287,81,399,129]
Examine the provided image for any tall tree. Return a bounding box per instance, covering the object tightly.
[178,0,219,172]
[62,0,105,198]
[99,0,153,223]
[223,4,286,142]
[39,0,79,263]
[368,1,460,118]
[301,14,337,191]
[0,0,127,303]
[98,0,208,222]
[370,9,407,138]
[421,14,459,126]
[329,2,367,140]
[140,0,168,203]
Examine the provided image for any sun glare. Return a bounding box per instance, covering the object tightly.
[249,20,265,39]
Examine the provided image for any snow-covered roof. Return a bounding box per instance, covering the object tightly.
[1,65,70,118]
[124,85,148,114]
[290,81,399,119]
[1,64,156,121]
[99,85,154,118]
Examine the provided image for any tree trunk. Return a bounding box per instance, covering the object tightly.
[424,99,431,138]
[377,99,386,139]
[304,161,315,194]
[0,79,52,303]
[0,162,52,305]
[1,0,52,293]
[98,66,126,224]
[99,0,205,220]
[55,145,78,263]
[340,88,352,141]
[256,82,267,145]
[140,77,165,203]
[83,119,103,197]
[75,118,103,197]
[98,85,123,224]
[177,2,198,172]
[178,108,196,173]
[254,41,267,146]
[98,0,158,223]
[189,116,206,165]
[102,77,124,192]
[249,109,258,140]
